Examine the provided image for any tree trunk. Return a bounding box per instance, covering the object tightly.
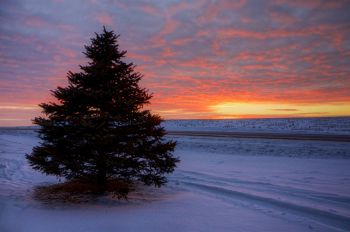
[96,152,107,193]
[97,169,107,193]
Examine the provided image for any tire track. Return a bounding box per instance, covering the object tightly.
[173,171,350,231]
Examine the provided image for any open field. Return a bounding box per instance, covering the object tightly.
[1,118,350,231]
[163,117,350,135]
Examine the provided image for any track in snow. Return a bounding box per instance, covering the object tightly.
[171,170,350,231]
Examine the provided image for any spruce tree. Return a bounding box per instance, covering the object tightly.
[26,27,178,197]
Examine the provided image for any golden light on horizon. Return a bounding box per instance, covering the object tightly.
[210,102,350,118]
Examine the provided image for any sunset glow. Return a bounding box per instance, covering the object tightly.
[1,0,350,126]
[210,102,350,118]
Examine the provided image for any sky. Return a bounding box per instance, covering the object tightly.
[1,0,350,126]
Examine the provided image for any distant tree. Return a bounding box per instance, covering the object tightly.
[26,27,179,198]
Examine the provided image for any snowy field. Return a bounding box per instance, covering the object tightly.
[163,117,350,135]
[1,118,350,232]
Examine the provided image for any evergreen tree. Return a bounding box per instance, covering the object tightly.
[26,27,179,197]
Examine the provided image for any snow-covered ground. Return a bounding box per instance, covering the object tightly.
[1,120,350,232]
[163,117,350,135]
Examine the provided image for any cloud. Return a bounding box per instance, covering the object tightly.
[0,0,350,125]
[24,15,48,28]
[96,13,113,26]
[271,109,298,111]
[273,0,349,9]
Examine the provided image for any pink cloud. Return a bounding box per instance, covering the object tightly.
[273,0,348,9]
[60,47,77,59]
[24,16,48,28]
[269,10,297,25]
[150,20,180,46]
[219,26,317,39]
[197,0,246,24]
[96,13,113,26]
[166,1,192,17]
[140,3,159,16]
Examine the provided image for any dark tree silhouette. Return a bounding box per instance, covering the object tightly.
[26,27,178,197]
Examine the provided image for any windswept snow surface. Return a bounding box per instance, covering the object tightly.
[1,121,350,232]
[163,117,350,135]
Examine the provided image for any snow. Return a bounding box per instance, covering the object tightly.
[1,119,350,232]
[163,117,350,135]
